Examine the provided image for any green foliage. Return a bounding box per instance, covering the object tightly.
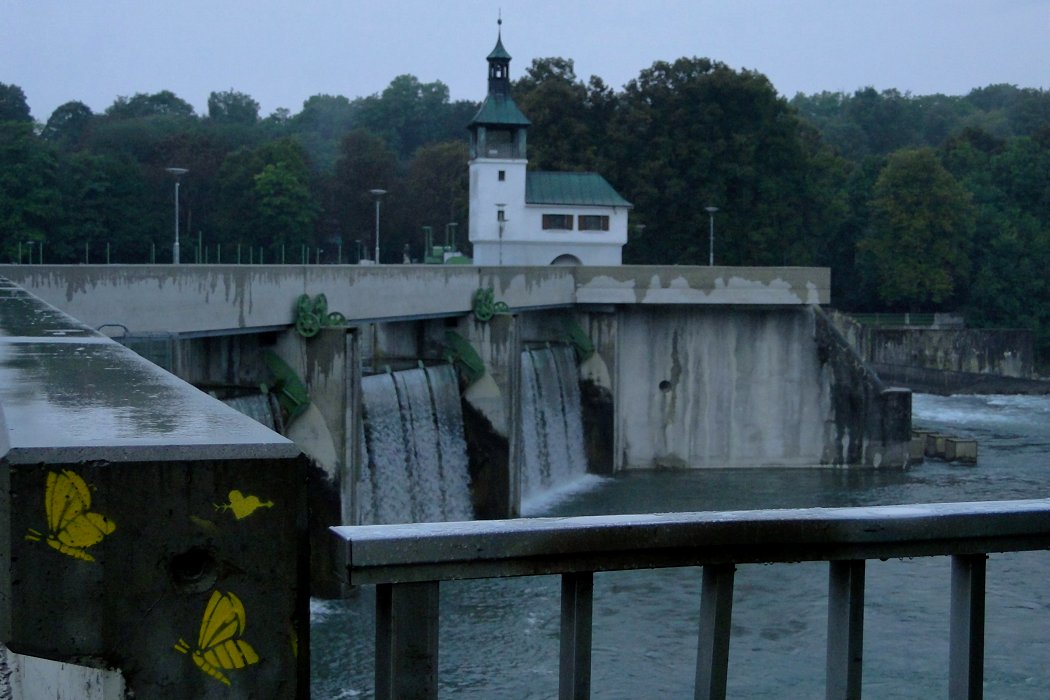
[106,91,196,119]
[860,148,975,309]
[0,83,33,123]
[42,101,94,148]
[208,89,260,125]
[0,121,60,261]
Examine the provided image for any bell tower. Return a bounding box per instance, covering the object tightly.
[467,19,531,264]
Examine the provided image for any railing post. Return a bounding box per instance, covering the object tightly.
[826,560,865,700]
[949,554,986,700]
[695,564,735,700]
[375,581,440,700]
[559,571,593,700]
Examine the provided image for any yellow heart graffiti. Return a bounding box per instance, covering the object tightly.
[214,490,274,520]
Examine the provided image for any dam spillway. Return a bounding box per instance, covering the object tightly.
[358,364,472,525]
[0,264,910,584]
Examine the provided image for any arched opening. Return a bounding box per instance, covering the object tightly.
[550,254,582,266]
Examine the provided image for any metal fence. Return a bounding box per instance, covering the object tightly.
[332,499,1050,700]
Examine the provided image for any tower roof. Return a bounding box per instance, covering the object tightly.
[469,19,530,129]
[488,33,512,61]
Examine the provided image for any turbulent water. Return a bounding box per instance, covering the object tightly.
[358,364,473,524]
[519,345,590,511]
[312,393,1050,698]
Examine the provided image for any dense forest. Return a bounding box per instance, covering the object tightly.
[2,59,1049,355]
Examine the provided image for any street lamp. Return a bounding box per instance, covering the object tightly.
[370,189,387,263]
[496,204,506,265]
[705,206,719,266]
[166,167,189,264]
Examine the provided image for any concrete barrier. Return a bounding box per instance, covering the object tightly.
[0,278,308,697]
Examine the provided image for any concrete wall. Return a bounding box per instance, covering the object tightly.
[0,265,829,336]
[616,307,828,468]
[0,279,308,697]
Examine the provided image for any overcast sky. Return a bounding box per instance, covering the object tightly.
[3,0,1048,123]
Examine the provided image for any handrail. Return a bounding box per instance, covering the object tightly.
[332,499,1050,700]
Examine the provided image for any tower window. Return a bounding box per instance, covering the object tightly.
[542,214,573,230]
[497,209,506,222]
[578,215,610,231]
[498,170,506,181]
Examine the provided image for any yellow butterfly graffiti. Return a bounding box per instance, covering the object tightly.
[25,469,116,562]
[175,590,261,686]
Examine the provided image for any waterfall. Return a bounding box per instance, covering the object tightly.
[223,393,281,432]
[519,345,589,506]
[358,364,473,525]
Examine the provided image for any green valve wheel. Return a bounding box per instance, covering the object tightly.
[296,312,321,338]
[313,293,328,317]
[326,311,346,326]
[296,294,313,314]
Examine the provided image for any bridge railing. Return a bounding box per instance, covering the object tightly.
[332,499,1050,700]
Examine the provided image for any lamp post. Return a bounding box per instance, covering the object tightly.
[496,204,506,266]
[166,167,189,264]
[370,189,387,263]
[705,206,719,266]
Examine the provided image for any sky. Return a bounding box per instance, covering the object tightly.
[2,0,1048,123]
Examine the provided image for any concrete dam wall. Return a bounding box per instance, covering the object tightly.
[617,307,828,468]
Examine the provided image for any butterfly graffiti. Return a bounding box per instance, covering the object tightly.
[175,590,260,686]
[25,469,116,562]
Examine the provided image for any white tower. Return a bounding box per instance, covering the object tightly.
[467,21,530,265]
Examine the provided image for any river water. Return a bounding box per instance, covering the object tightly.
[311,394,1050,698]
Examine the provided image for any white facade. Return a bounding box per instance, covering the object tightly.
[467,31,630,266]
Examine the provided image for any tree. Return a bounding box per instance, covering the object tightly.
[208,89,260,125]
[0,83,32,122]
[42,101,94,148]
[214,138,316,248]
[0,122,60,261]
[253,162,319,248]
[606,57,844,267]
[401,141,470,258]
[352,75,462,160]
[513,58,599,171]
[105,91,196,119]
[860,148,976,309]
[328,129,400,261]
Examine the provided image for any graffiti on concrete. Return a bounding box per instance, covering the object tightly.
[214,490,274,520]
[25,469,116,562]
[175,590,260,686]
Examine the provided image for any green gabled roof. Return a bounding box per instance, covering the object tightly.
[526,172,633,208]
[469,94,531,127]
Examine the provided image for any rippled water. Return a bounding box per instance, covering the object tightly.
[311,394,1050,698]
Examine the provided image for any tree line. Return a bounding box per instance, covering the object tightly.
[1,62,1049,358]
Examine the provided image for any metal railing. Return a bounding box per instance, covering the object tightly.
[332,499,1050,700]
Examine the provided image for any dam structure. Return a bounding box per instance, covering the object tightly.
[0,263,907,539]
[0,262,911,694]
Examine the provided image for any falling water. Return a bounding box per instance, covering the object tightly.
[223,393,281,432]
[519,344,589,508]
[358,364,473,524]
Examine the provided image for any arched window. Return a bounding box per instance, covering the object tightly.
[550,254,582,266]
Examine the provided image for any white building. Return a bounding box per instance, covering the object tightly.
[467,28,632,266]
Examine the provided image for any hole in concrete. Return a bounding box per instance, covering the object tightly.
[169,547,218,593]
[659,380,672,392]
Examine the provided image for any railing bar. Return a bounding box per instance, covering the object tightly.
[949,554,987,700]
[375,583,393,700]
[695,564,735,700]
[826,560,865,700]
[559,571,594,700]
[374,581,440,700]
